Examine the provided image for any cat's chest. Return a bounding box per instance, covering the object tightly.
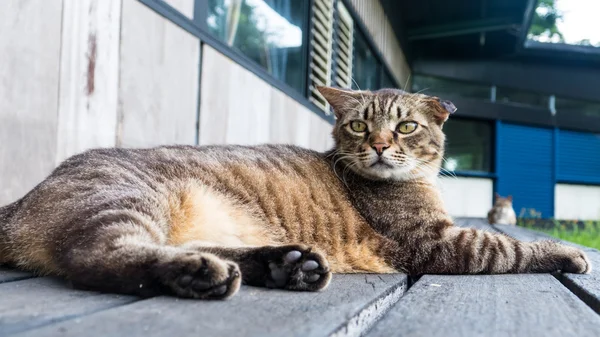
[346,181,444,231]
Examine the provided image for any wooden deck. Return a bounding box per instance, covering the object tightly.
[2,218,600,337]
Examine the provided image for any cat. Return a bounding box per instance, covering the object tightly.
[487,193,517,226]
[0,87,590,300]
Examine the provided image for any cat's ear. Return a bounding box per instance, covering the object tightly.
[428,97,457,125]
[507,195,513,202]
[495,192,501,201]
[316,86,371,119]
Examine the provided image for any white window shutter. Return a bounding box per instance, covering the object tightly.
[308,0,335,114]
[334,2,353,89]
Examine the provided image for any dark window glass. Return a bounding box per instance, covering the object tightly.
[443,119,493,173]
[412,75,490,100]
[206,0,307,92]
[352,30,381,90]
[496,87,549,108]
[555,97,600,118]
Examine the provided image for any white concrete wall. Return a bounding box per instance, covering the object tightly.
[438,177,494,218]
[555,184,600,220]
[0,0,336,204]
[199,46,334,151]
[0,0,63,205]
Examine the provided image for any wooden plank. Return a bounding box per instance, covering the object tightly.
[0,268,33,284]
[454,217,497,231]
[494,225,600,316]
[55,0,122,163]
[118,0,200,148]
[367,274,600,337]
[0,0,63,205]
[0,278,137,336]
[19,274,407,337]
[493,224,557,243]
[558,251,600,315]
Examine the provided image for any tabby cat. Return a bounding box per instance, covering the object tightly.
[487,193,517,226]
[0,87,590,300]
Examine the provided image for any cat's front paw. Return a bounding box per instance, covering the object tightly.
[263,244,332,291]
[155,251,241,299]
[560,245,591,274]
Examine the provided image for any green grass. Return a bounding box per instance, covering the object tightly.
[535,223,600,250]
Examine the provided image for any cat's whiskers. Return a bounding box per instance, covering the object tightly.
[402,73,412,92]
[330,151,361,188]
[429,150,458,181]
[350,77,369,106]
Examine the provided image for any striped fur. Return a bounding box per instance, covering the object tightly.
[0,87,590,300]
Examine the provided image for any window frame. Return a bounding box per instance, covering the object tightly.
[440,116,497,179]
[140,0,401,125]
[335,0,400,91]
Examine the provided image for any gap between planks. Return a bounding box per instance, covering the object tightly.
[493,223,600,317]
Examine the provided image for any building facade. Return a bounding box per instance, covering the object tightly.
[0,0,409,204]
[415,66,600,221]
[1,0,599,221]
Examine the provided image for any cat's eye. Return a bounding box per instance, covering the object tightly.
[350,121,368,132]
[397,122,418,134]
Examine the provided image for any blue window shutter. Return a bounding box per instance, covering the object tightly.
[557,130,600,185]
[496,123,554,218]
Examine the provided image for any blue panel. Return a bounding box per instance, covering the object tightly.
[557,130,600,185]
[496,123,554,218]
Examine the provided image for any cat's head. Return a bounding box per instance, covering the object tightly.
[494,193,514,208]
[318,86,456,181]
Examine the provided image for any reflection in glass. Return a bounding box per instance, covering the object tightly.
[496,87,550,108]
[443,119,493,173]
[556,97,600,118]
[412,75,490,100]
[381,71,398,89]
[352,30,381,90]
[207,0,307,91]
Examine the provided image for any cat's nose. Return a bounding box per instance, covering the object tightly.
[371,143,390,156]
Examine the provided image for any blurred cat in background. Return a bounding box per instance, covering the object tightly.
[487,193,517,225]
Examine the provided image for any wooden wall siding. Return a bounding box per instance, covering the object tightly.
[348,0,410,87]
[199,45,334,151]
[163,0,194,19]
[118,0,200,148]
[0,0,63,205]
[56,0,122,164]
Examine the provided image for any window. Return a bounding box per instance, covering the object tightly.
[443,119,493,173]
[496,86,550,108]
[206,0,308,92]
[308,0,335,113]
[555,97,600,118]
[412,75,490,100]
[333,1,353,89]
[381,71,397,89]
[352,29,381,90]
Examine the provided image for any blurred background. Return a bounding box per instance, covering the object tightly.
[1,0,599,224]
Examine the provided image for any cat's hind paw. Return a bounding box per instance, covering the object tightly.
[155,251,241,299]
[264,244,332,291]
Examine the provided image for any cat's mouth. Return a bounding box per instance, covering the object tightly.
[369,158,394,169]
